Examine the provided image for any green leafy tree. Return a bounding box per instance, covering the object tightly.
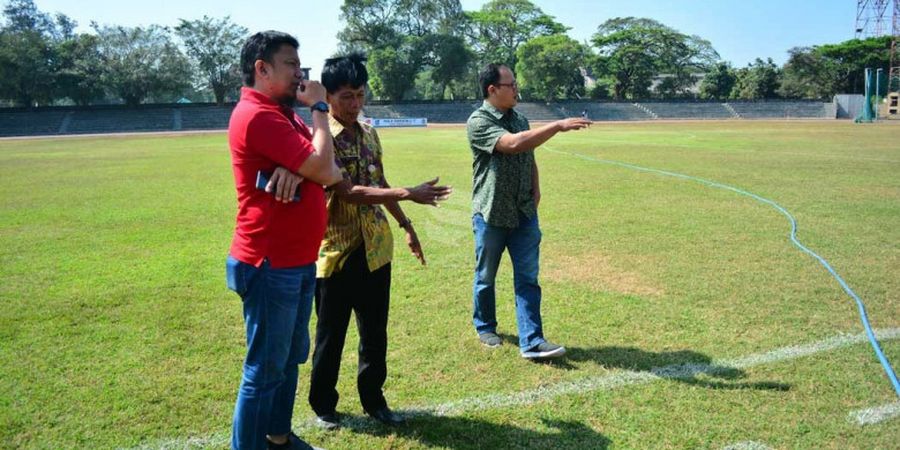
[0,29,55,106]
[175,16,247,105]
[92,24,192,105]
[778,47,839,99]
[0,0,76,107]
[591,17,718,100]
[338,0,465,49]
[731,58,780,100]
[818,37,892,93]
[55,33,106,105]
[588,77,614,99]
[699,62,737,100]
[338,0,402,49]
[776,38,891,99]
[515,34,587,101]
[419,33,472,99]
[0,0,77,106]
[338,0,472,100]
[465,0,568,68]
[2,0,56,35]
[368,43,422,101]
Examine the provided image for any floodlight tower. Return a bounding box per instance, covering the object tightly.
[856,0,891,38]
[890,0,900,91]
[856,1,900,92]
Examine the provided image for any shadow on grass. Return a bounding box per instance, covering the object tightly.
[343,412,611,450]
[498,332,790,391]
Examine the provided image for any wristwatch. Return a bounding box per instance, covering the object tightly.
[398,218,413,229]
[310,101,329,113]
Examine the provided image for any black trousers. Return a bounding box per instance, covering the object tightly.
[308,245,391,415]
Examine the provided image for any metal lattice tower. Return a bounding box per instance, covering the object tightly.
[856,0,900,91]
[892,0,900,91]
[856,0,892,38]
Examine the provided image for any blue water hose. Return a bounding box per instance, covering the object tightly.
[548,148,900,398]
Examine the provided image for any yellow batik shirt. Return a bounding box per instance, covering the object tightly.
[316,116,393,278]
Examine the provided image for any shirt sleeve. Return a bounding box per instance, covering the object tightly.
[370,127,384,161]
[369,127,388,186]
[467,113,508,154]
[246,110,315,173]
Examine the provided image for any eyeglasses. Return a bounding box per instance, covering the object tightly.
[494,82,518,89]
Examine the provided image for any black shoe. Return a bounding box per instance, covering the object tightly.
[315,412,341,430]
[520,341,566,359]
[267,432,316,450]
[367,406,405,426]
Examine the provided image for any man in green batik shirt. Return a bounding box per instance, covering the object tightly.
[466,63,591,359]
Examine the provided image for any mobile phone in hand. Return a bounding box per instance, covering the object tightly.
[256,170,301,202]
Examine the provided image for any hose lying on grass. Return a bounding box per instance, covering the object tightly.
[547,147,900,398]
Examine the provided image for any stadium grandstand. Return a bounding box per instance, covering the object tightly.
[0,100,833,138]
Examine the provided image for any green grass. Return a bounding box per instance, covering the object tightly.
[1,121,898,449]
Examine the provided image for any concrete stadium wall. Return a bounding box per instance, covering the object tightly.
[0,100,833,138]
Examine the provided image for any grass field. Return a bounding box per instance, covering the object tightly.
[1,120,899,449]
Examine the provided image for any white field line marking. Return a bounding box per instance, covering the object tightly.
[129,328,900,450]
[722,441,774,450]
[405,328,900,418]
[849,401,900,425]
[774,151,900,164]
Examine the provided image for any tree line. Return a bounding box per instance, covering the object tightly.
[0,0,246,106]
[0,0,894,107]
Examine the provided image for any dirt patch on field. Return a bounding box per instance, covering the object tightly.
[543,252,664,297]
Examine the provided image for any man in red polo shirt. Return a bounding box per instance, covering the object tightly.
[226,30,341,450]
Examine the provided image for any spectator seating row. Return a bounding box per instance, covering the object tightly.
[0,110,69,136]
[66,108,175,134]
[560,103,653,121]
[0,101,832,137]
[638,102,734,119]
[728,101,831,119]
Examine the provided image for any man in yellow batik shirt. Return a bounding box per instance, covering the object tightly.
[268,53,452,429]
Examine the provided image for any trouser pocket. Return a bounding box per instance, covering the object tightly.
[226,255,259,297]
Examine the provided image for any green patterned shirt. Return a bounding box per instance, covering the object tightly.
[466,100,536,228]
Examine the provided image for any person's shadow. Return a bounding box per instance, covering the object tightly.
[342,411,611,449]
[498,333,790,391]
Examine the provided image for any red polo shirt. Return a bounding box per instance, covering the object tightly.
[228,87,327,268]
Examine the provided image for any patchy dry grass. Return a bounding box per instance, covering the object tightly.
[543,252,664,297]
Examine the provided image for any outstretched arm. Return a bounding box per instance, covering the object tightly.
[267,172,452,206]
[494,117,592,154]
[330,177,451,205]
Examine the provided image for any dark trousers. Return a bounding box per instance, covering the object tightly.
[308,245,391,415]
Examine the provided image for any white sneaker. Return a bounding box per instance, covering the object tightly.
[521,342,566,359]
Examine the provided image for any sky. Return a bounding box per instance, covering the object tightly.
[31,0,859,79]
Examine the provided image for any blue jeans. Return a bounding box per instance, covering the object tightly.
[226,255,315,450]
[472,213,544,351]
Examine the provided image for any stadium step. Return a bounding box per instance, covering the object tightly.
[632,103,659,119]
[723,103,742,119]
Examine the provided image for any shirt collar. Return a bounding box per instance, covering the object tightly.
[482,100,512,119]
[328,114,366,139]
[240,86,294,115]
[328,114,347,138]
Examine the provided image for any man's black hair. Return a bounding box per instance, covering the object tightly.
[321,52,369,94]
[240,31,299,87]
[479,63,506,98]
